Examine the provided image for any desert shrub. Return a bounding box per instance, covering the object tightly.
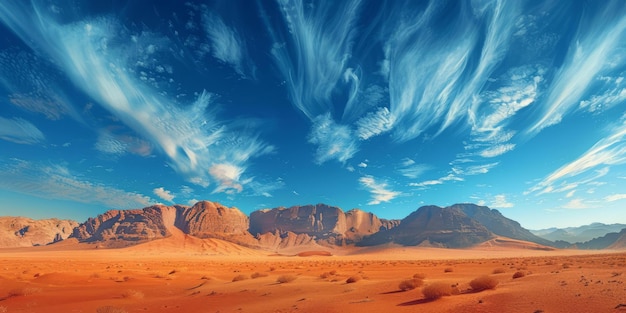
[412,273,426,279]
[469,275,499,291]
[492,268,506,274]
[276,274,297,283]
[346,275,362,283]
[422,282,453,300]
[96,306,127,313]
[512,271,526,279]
[398,278,424,291]
[320,271,336,279]
[251,272,268,279]
[121,289,144,299]
[444,267,454,273]
[232,274,249,282]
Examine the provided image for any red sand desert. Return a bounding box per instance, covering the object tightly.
[0,238,624,313]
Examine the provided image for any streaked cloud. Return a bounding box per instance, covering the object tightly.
[0,159,153,208]
[153,187,175,202]
[526,3,626,135]
[0,116,45,144]
[268,0,362,120]
[533,123,626,192]
[562,198,596,210]
[202,11,248,76]
[605,193,626,202]
[209,163,245,194]
[308,113,357,164]
[397,159,430,179]
[359,175,400,205]
[0,3,272,193]
[356,107,393,140]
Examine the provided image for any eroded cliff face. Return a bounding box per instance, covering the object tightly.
[249,205,399,245]
[71,205,181,245]
[250,204,345,236]
[0,217,78,247]
[176,201,249,237]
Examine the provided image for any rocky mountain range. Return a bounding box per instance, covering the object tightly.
[531,223,626,243]
[1,201,624,250]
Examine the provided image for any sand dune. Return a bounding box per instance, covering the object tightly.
[1,242,624,312]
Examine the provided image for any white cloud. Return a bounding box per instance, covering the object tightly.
[153,187,175,202]
[0,116,45,145]
[490,194,513,208]
[0,6,272,191]
[359,175,401,205]
[535,123,626,190]
[202,11,248,76]
[269,0,362,120]
[308,113,357,164]
[605,194,626,202]
[527,3,626,135]
[0,159,153,208]
[355,107,394,140]
[562,198,595,210]
[357,162,367,168]
[479,143,516,158]
[409,174,463,188]
[209,163,244,194]
[398,162,430,179]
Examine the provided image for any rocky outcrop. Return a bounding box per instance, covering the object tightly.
[358,205,494,248]
[249,204,399,245]
[0,217,78,247]
[450,203,553,246]
[176,201,249,237]
[71,202,251,247]
[71,205,182,246]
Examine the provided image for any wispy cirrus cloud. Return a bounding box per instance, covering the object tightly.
[202,11,249,77]
[268,0,362,120]
[382,0,521,142]
[0,3,272,193]
[529,122,626,194]
[526,2,626,135]
[359,175,400,205]
[605,193,626,202]
[308,113,357,164]
[0,159,153,208]
[0,116,45,145]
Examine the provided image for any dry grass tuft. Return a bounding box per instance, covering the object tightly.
[444,267,454,273]
[512,271,526,279]
[422,282,453,300]
[412,273,426,279]
[399,278,424,291]
[346,275,362,284]
[96,306,128,313]
[469,275,499,291]
[492,268,506,274]
[251,272,269,279]
[276,274,297,283]
[232,274,249,282]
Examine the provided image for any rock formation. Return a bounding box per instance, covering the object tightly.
[0,217,78,247]
[249,204,400,245]
[450,203,553,246]
[359,205,494,248]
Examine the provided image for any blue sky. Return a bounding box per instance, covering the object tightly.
[1,0,626,229]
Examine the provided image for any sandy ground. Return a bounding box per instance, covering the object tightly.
[0,240,624,313]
